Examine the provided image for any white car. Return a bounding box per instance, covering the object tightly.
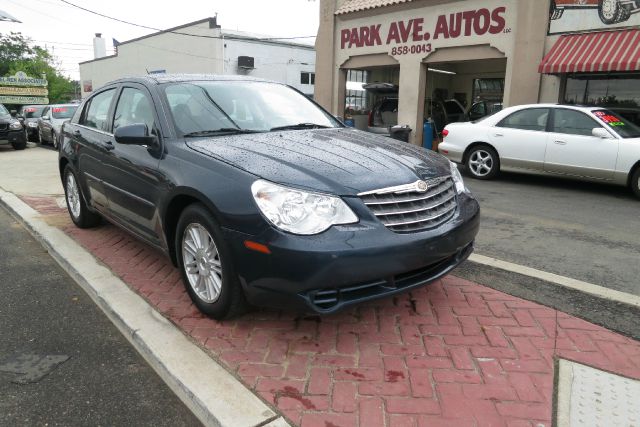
[438,104,640,199]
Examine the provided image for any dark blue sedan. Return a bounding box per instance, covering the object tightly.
[59,74,480,319]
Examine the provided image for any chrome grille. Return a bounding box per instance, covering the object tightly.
[359,177,457,233]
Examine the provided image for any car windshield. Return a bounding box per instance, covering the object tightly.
[163,81,339,135]
[592,109,640,139]
[0,104,9,117]
[22,106,45,118]
[51,106,78,119]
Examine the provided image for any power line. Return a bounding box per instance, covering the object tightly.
[57,0,316,41]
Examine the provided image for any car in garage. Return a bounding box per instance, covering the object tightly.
[438,104,640,198]
[38,104,78,148]
[59,74,480,319]
[0,103,27,150]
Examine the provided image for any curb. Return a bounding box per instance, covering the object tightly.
[0,189,288,427]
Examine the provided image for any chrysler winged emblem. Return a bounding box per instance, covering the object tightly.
[415,180,428,192]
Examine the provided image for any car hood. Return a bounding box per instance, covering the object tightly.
[186,128,451,195]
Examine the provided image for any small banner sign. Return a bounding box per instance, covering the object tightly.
[0,71,48,87]
[0,86,49,96]
[0,95,49,105]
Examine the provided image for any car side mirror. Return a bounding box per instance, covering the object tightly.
[42,115,50,120]
[10,110,17,117]
[114,123,157,146]
[592,127,612,139]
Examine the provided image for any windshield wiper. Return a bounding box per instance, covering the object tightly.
[183,128,262,137]
[270,123,331,131]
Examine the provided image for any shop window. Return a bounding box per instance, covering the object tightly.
[552,109,598,137]
[300,72,315,85]
[345,70,369,112]
[497,108,549,132]
[472,78,504,102]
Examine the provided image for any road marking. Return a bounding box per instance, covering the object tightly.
[470,253,640,309]
[0,189,285,427]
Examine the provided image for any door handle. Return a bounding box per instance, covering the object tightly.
[554,140,567,145]
[72,130,81,137]
[101,141,115,151]
[494,133,504,137]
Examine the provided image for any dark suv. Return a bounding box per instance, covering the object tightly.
[0,104,27,150]
[59,74,479,319]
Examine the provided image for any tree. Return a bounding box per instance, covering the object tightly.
[0,32,75,103]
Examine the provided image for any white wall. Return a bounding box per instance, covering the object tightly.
[80,21,223,97]
[223,37,316,95]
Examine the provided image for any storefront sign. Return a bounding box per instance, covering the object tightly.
[0,71,48,87]
[0,86,48,96]
[0,95,49,105]
[549,0,640,34]
[339,5,510,58]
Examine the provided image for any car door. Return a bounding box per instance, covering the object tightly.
[39,106,51,140]
[74,87,118,210]
[100,84,163,245]
[489,108,550,171]
[544,108,619,180]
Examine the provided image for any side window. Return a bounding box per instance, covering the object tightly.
[41,107,49,118]
[498,108,549,132]
[552,109,599,136]
[113,87,156,131]
[82,89,116,132]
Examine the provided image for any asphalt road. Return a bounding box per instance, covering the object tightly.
[464,170,640,297]
[0,207,201,426]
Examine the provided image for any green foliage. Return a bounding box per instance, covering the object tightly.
[0,32,76,103]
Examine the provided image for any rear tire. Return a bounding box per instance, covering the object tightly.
[176,203,248,319]
[52,131,58,149]
[63,165,101,228]
[631,167,640,200]
[465,145,500,180]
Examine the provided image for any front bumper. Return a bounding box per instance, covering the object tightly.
[0,129,26,145]
[222,193,480,313]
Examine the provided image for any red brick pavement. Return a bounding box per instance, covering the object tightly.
[21,196,640,427]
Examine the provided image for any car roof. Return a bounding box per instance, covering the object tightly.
[506,103,605,112]
[106,73,279,86]
[48,104,79,108]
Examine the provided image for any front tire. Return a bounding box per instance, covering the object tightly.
[631,167,640,200]
[52,131,58,150]
[598,0,630,24]
[176,203,247,319]
[465,145,500,180]
[63,165,101,228]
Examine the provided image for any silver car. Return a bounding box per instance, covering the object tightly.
[438,104,640,199]
[38,104,78,148]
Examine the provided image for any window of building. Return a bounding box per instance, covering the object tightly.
[472,78,505,102]
[345,70,369,112]
[301,72,315,85]
[564,73,640,107]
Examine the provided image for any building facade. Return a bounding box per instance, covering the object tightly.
[79,17,316,98]
[315,0,640,145]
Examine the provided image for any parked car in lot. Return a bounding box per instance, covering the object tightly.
[59,74,480,319]
[0,103,27,150]
[438,104,640,198]
[38,104,78,148]
[17,105,46,142]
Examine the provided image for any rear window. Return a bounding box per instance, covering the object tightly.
[51,106,78,119]
[593,110,640,139]
[21,106,45,118]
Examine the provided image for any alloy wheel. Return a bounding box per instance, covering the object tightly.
[66,172,81,219]
[469,150,494,177]
[182,223,223,303]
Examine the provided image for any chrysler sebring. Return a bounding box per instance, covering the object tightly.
[59,75,480,319]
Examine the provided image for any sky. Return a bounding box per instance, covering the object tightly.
[1,0,319,80]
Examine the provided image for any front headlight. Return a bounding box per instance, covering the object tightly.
[450,161,468,194]
[27,122,38,128]
[9,121,22,130]
[251,179,358,235]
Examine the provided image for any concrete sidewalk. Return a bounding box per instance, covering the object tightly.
[1,146,639,426]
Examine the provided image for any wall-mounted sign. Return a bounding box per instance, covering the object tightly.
[549,0,640,34]
[337,2,512,59]
[82,80,93,92]
[0,95,49,105]
[0,86,48,96]
[0,71,48,87]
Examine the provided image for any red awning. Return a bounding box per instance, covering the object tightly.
[539,29,640,74]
